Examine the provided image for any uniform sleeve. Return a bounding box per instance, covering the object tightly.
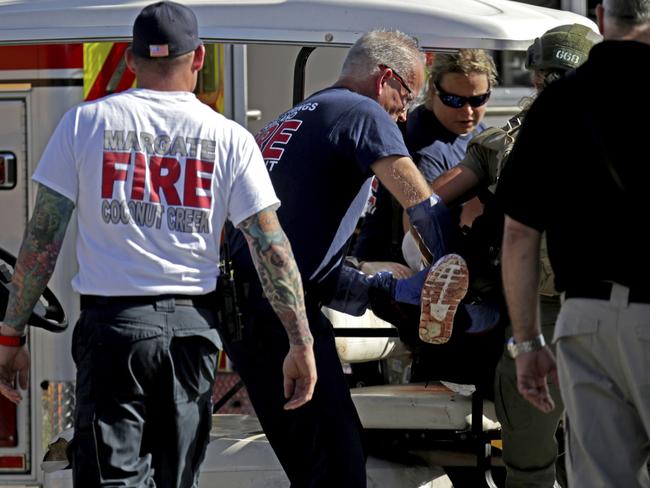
[32,108,79,203]
[460,127,506,186]
[228,127,280,227]
[496,91,556,232]
[331,100,409,175]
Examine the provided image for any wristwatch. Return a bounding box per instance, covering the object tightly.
[507,334,546,359]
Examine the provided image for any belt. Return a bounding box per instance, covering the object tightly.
[80,293,216,310]
[564,282,650,304]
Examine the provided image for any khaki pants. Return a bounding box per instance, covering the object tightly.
[555,284,650,488]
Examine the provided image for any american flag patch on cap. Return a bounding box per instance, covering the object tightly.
[149,44,169,57]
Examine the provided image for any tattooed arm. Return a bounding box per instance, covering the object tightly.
[238,206,316,410]
[0,184,74,403]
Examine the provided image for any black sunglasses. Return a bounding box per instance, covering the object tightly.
[434,82,491,109]
[379,64,413,95]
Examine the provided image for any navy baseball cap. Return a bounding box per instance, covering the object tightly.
[132,1,202,58]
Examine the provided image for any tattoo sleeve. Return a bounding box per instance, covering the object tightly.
[238,208,312,346]
[3,184,74,333]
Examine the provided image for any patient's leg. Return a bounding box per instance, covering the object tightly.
[326,255,469,345]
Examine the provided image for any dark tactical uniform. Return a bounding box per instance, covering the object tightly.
[457,24,601,488]
[461,115,564,487]
[498,38,650,488]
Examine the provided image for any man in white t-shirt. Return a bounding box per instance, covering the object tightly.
[0,2,316,486]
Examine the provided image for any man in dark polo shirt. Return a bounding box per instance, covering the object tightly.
[499,1,650,486]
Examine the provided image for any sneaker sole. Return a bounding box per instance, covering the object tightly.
[419,254,469,344]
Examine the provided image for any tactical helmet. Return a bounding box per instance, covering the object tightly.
[525,24,602,71]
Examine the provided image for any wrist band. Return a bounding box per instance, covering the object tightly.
[0,334,27,347]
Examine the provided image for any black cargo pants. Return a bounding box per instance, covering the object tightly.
[218,296,367,488]
[70,296,220,488]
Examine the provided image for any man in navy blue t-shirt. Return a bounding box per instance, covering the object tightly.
[221,30,468,487]
[254,88,409,285]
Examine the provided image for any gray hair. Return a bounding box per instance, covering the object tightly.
[604,0,650,24]
[340,29,424,83]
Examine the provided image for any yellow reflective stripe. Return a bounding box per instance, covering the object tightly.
[196,44,225,114]
[83,42,114,100]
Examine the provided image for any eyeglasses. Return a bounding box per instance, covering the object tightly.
[379,64,416,113]
[379,64,415,111]
[434,82,491,109]
[379,64,413,95]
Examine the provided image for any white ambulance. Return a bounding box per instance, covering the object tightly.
[0,1,596,487]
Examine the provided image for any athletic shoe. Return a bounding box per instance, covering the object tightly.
[419,254,469,344]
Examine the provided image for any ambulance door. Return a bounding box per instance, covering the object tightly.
[0,87,34,479]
